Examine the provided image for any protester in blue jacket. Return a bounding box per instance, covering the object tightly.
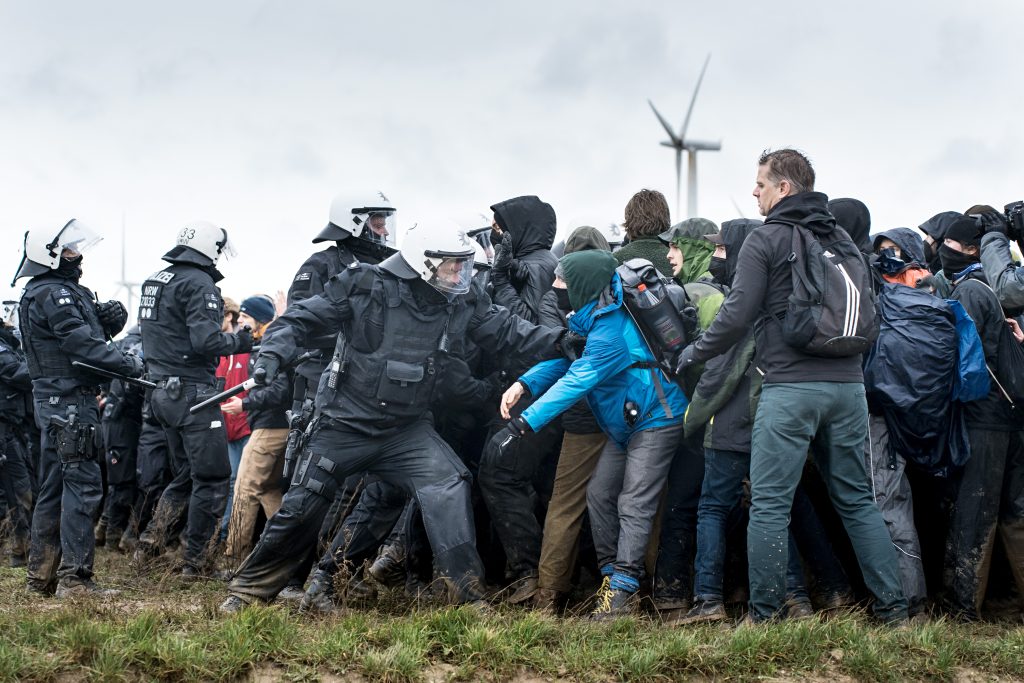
[499,249,686,619]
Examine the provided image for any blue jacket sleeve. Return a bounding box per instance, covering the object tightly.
[519,358,572,397]
[521,315,633,431]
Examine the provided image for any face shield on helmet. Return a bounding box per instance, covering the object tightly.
[354,208,397,247]
[50,219,102,259]
[398,223,476,299]
[11,219,103,285]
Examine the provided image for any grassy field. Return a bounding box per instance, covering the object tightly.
[1,552,1023,682]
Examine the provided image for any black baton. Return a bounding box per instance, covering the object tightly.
[189,350,318,414]
[71,361,157,389]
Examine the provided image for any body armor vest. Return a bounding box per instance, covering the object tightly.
[316,270,462,435]
[19,276,104,382]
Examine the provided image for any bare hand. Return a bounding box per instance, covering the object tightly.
[1008,318,1024,344]
[499,382,525,420]
[275,290,287,316]
[221,396,244,415]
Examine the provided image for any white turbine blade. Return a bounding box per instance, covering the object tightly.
[679,53,711,141]
[730,197,747,219]
[648,100,681,145]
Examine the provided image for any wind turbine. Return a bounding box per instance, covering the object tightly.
[648,53,721,218]
[112,213,141,319]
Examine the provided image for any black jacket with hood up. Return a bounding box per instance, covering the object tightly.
[691,192,864,384]
[489,196,558,325]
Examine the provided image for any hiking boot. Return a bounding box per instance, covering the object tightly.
[819,590,857,612]
[277,585,306,602]
[785,597,815,620]
[119,528,139,554]
[55,579,120,599]
[10,553,27,569]
[590,586,638,621]
[299,571,337,614]
[26,579,55,597]
[532,588,562,613]
[668,600,728,626]
[506,576,539,605]
[368,543,407,588]
[218,595,250,615]
[179,564,206,581]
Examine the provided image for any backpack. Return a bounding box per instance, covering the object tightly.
[616,259,698,365]
[974,280,1024,410]
[778,223,879,357]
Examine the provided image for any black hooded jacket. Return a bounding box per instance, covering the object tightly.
[489,195,558,324]
[828,197,872,255]
[920,211,962,275]
[691,192,864,384]
[719,219,763,287]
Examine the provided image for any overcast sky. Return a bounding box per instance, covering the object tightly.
[2,0,1023,315]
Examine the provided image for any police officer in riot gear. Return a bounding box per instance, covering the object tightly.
[220,223,567,613]
[136,221,252,577]
[0,319,33,567]
[13,220,143,596]
[286,190,397,419]
[279,191,398,598]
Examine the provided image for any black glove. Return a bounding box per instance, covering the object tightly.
[491,234,515,275]
[119,351,145,378]
[673,344,698,376]
[496,415,532,455]
[235,325,253,353]
[252,354,281,386]
[97,300,128,337]
[978,210,1009,237]
[558,330,587,361]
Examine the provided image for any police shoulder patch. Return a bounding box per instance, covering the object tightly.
[294,271,313,282]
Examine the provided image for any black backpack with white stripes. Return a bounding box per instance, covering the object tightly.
[776,223,879,357]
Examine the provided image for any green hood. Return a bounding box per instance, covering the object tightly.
[560,250,619,311]
[673,236,715,285]
[564,225,611,254]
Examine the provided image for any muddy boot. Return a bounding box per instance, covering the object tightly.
[219,595,250,615]
[55,579,121,599]
[505,575,539,605]
[532,588,562,613]
[368,543,407,588]
[299,571,338,614]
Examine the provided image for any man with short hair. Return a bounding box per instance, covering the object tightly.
[674,149,908,623]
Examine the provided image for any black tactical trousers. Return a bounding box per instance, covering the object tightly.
[478,419,563,581]
[130,417,171,538]
[100,417,141,542]
[945,428,1024,618]
[143,381,229,569]
[29,391,102,590]
[230,417,485,603]
[0,421,33,563]
[316,478,408,577]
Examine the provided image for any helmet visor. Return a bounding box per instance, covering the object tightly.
[218,229,238,262]
[51,219,102,258]
[424,253,475,297]
[355,209,397,247]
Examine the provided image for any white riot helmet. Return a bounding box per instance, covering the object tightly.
[11,219,102,285]
[314,190,396,246]
[395,223,476,298]
[175,221,235,266]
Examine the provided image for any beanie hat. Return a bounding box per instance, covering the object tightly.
[240,295,276,324]
[559,250,619,311]
[944,216,984,248]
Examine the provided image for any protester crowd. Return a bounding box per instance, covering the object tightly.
[2,148,1023,627]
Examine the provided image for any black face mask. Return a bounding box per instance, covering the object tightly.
[938,244,978,280]
[709,256,728,284]
[56,255,83,280]
[554,287,572,312]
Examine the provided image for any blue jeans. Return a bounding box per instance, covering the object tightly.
[221,435,250,539]
[748,382,907,622]
[694,448,810,604]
